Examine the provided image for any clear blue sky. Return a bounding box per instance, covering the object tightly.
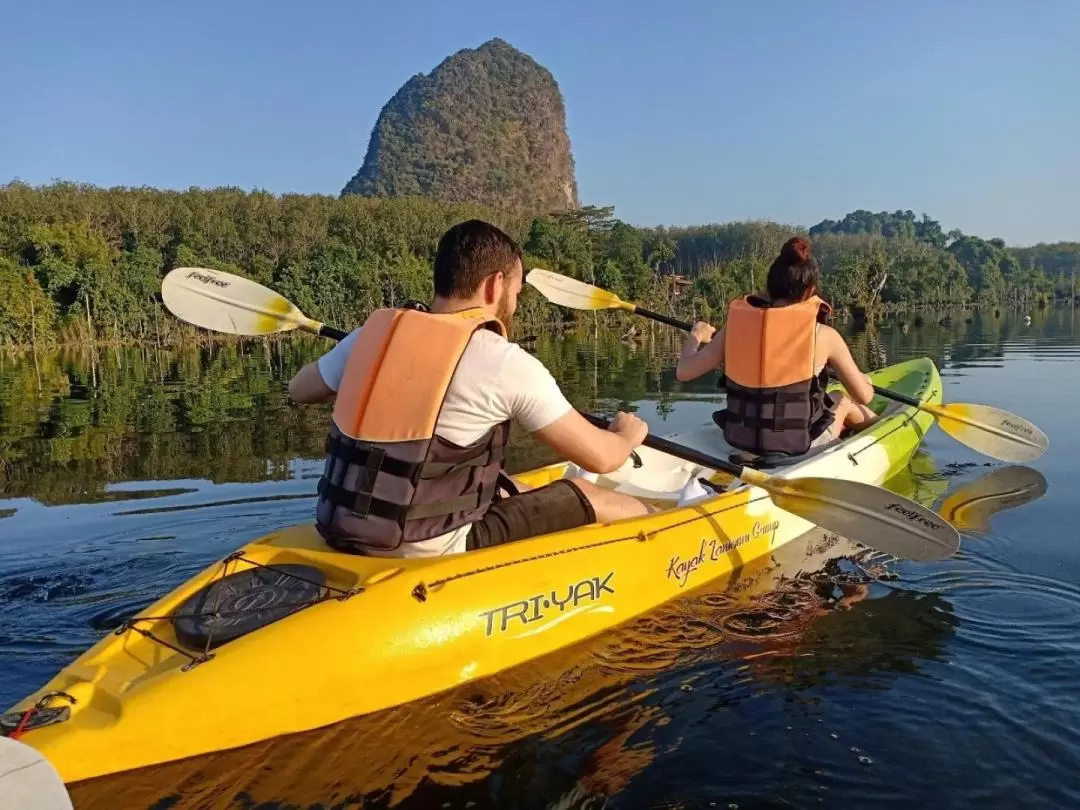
[3,0,1077,245]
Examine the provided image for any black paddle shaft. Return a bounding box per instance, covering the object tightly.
[870,383,920,408]
[632,307,694,332]
[320,324,348,341]
[579,412,745,479]
[825,370,921,409]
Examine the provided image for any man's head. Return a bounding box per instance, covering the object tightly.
[433,219,524,327]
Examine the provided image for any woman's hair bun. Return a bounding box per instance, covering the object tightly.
[780,236,812,265]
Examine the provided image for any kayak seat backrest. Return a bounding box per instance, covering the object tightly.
[727,442,831,470]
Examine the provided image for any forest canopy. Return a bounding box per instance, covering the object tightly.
[0,182,1074,348]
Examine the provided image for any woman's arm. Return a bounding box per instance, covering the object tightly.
[675,323,725,382]
[823,326,874,405]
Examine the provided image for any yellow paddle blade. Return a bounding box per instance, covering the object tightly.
[525,268,634,312]
[739,468,960,562]
[161,267,321,337]
[938,465,1048,532]
[928,402,1049,463]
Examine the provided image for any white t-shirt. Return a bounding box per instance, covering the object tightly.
[317,326,573,557]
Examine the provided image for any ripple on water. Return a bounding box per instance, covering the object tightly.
[0,570,96,604]
[817,531,1080,807]
[80,594,163,631]
[916,546,1080,658]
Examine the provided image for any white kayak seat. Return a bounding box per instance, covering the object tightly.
[560,461,599,484]
[0,736,74,809]
[563,450,714,503]
[677,468,716,506]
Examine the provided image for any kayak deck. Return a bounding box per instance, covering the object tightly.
[3,358,941,784]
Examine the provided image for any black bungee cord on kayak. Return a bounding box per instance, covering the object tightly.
[115,552,363,671]
[0,556,365,736]
[1,693,78,738]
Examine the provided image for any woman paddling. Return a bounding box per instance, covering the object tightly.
[675,236,877,456]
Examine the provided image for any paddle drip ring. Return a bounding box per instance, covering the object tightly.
[172,563,328,651]
[717,584,820,641]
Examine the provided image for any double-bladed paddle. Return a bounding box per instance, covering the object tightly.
[162,267,349,341]
[160,265,961,561]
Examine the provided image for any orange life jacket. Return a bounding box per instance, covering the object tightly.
[719,294,835,455]
[315,306,509,554]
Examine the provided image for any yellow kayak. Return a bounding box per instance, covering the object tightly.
[3,357,941,784]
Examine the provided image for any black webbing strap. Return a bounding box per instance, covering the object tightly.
[317,478,407,521]
[326,436,505,482]
[418,444,505,479]
[325,435,416,480]
[723,413,812,431]
[727,389,809,407]
[316,479,498,522]
[403,480,498,519]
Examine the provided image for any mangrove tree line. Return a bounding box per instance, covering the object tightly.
[0,183,1075,347]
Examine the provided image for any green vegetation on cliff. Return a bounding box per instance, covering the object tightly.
[341,39,579,214]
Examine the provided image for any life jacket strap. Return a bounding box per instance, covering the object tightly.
[323,435,505,482]
[324,437,407,479]
[724,413,815,431]
[316,478,498,522]
[419,445,505,479]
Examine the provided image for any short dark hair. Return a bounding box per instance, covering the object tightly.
[766,236,820,301]
[433,219,524,299]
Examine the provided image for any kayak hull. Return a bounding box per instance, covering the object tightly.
[5,358,942,784]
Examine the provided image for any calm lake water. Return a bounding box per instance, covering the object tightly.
[1,307,1077,809]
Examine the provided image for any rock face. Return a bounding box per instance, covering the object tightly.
[341,38,579,213]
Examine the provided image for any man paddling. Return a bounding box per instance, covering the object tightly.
[675,236,876,455]
[289,219,652,557]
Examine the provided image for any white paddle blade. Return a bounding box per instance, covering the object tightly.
[933,403,1049,463]
[161,267,316,337]
[758,475,961,561]
[525,268,631,312]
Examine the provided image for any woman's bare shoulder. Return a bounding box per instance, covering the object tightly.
[816,322,842,346]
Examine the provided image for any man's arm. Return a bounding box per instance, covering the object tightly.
[288,362,336,403]
[503,345,647,474]
[533,410,647,474]
[287,327,359,404]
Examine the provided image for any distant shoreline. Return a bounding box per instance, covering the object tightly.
[0,302,1065,353]
[1,183,1074,350]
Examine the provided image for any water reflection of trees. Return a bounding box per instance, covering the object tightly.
[1,307,1068,506]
